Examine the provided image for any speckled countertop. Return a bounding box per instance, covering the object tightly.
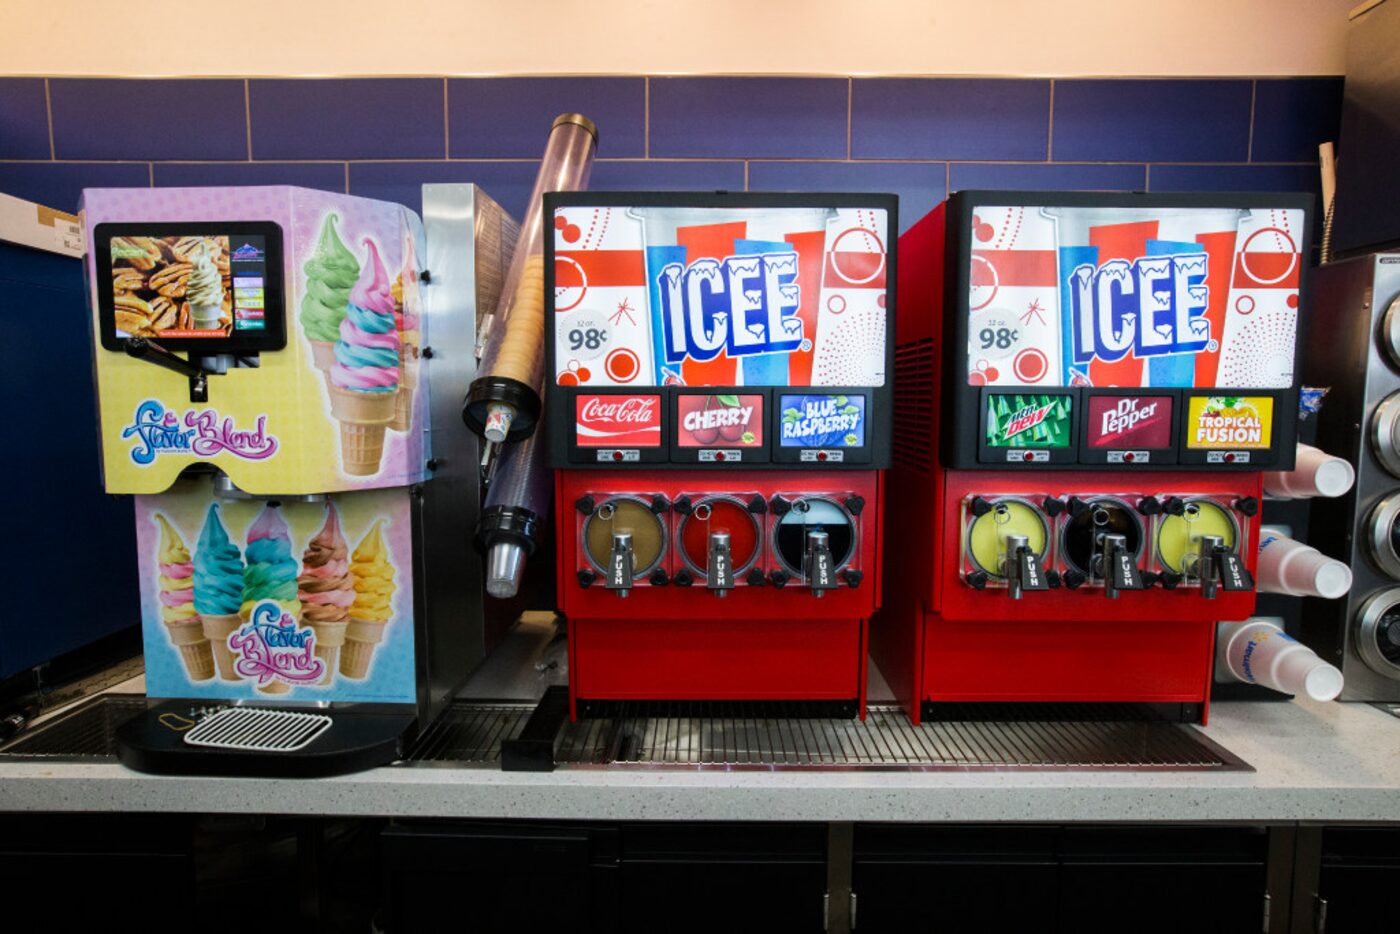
[1,696,1397,822]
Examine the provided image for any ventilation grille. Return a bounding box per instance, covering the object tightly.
[183,707,333,753]
[893,337,936,472]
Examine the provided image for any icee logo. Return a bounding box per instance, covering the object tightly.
[657,252,803,364]
[1067,253,1210,365]
[230,602,325,688]
[122,400,278,466]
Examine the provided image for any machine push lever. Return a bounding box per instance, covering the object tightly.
[805,529,839,597]
[707,530,734,596]
[607,531,635,598]
[1098,532,1144,600]
[1195,533,1252,599]
[124,337,209,403]
[1003,533,1047,601]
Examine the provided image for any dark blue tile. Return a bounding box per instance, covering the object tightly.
[0,162,149,213]
[746,161,946,234]
[1148,163,1320,196]
[0,79,50,159]
[250,79,444,160]
[449,78,644,158]
[49,79,246,161]
[154,161,346,193]
[649,78,847,159]
[853,79,1049,161]
[349,161,539,219]
[588,160,744,192]
[1252,78,1344,163]
[1053,79,1252,163]
[950,162,1145,193]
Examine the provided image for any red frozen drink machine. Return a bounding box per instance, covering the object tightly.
[545,193,896,717]
[874,192,1311,723]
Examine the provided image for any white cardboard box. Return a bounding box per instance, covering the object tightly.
[0,191,83,257]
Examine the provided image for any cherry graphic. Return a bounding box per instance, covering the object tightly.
[718,399,746,442]
[690,396,721,444]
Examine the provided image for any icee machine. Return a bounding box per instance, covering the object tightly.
[546,193,897,716]
[875,191,1312,723]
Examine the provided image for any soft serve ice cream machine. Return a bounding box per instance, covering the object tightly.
[874,191,1312,722]
[84,184,509,774]
[545,193,897,715]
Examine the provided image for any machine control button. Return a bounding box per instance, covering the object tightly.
[817,451,828,462]
[1234,496,1259,517]
[842,569,863,589]
[1098,532,1145,599]
[577,569,597,588]
[1008,534,1049,599]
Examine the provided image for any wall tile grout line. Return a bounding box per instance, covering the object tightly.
[743,160,749,191]
[846,77,853,161]
[442,78,450,160]
[1145,163,1152,192]
[244,79,253,161]
[945,161,951,196]
[44,78,55,160]
[147,162,154,187]
[643,77,650,160]
[1246,80,1257,163]
[1046,79,1055,162]
[344,163,350,194]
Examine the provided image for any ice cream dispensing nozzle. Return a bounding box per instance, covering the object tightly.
[707,530,734,597]
[608,531,635,598]
[805,529,838,597]
[123,337,209,403]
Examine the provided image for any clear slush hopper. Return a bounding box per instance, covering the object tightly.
[464,113,597,443]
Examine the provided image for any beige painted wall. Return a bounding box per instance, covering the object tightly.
[1,0,1354,77]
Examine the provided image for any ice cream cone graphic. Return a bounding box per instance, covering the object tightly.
[330,238,400,475]
[301,213,359,386]
[297,502,355,684]
[192,503,245,681]
[186,242,225,331]
[341,520,395,679]
[241,504,304,694]
[389,236,421,433]
[154,514,213,681]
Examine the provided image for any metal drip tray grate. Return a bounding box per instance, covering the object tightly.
[184,707,333,753]
[0,695,147,758]
[405,701,1249,771]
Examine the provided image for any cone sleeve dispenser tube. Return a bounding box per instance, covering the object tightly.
[464,114,597,443]
[476,429,551,599]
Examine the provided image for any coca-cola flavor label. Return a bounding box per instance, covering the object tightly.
[1086,395,1174,448]
[965,203,1305,390]
[575,393,663,447]
[1185,395,1273,449]
[677,393,764,448]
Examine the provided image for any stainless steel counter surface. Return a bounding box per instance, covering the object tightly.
[1,695,1398,823]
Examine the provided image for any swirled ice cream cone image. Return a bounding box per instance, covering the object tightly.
[186,242,225,331]
[240,504,304,694]
[155,514,213,681]
[329,238,400,475]
[301,213,360,380]
[297,502,355,684]
[341,520,395,679]
[193,503,245,681]
[389,236,421,433]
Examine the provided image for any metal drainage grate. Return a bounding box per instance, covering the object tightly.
[405,701,1249,771]
[184,707,333,753]
[0,694,147,758]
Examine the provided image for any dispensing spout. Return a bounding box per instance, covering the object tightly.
[124,338,208,402]
[1001,533,1048,601]
[1196,534,1224,599]
[1194,533,1252,599]
[1097,532,1143,599]
[607,531,635,598]
[805,529,838,597]
[707,530,734,597]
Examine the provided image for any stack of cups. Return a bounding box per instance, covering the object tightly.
[1216,618,1344,701]
[1256,528,1353,598]
[1264,444,1355,499]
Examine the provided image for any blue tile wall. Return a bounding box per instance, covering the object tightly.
[1,76,1341,232]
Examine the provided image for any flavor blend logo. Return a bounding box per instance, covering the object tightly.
[230,602,324,688]
[122,400,279,466]
[575,395,662,447]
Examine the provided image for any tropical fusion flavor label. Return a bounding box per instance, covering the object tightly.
[1186,395,1273,449]
[779,393,866,448]
[677,393,764,447]
[1086,395,1174,449]
[575,393,663,447]
[985,394,1073,448]
[965,204,1305,390]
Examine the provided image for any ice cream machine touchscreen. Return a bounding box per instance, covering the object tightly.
[546,191,895,712]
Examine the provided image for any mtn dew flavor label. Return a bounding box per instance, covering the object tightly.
[1186,395,1273,449]
[986,394,1073,448]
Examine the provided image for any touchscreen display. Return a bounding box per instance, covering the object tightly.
[677,393,764,447]
[108,233,268,339]
[779,394,866,448]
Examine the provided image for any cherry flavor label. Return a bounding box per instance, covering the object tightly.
[1086,395,1174,449]
[677,393,764,447]
[575,394,662,447]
